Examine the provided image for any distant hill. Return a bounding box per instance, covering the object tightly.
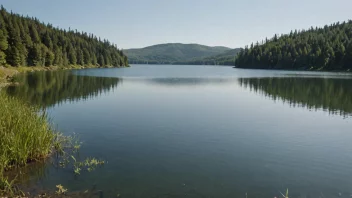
[124,43,231,64]
[174,48,242,65]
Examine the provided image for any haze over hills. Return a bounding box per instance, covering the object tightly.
[124,43,240,65]
[174,48,242,65]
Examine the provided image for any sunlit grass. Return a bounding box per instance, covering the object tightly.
[0,65,110,196]
[0,92,55,196]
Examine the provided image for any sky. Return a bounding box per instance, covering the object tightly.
[1,0,352,49]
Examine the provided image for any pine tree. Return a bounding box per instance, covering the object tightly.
[235,21,352,71]
[6,46,21,66]
[0,6,129,67]
[344,41,352,69]
[29,24,40,44]
[77,49,84,65]
[0,29,8,65]
[83,48,91,65]
[98,54,105,66]
[68,44,77,65]
[45,50,54,66]
[28,44,42,66]
[92,54,97,65]
[53,46,63,66]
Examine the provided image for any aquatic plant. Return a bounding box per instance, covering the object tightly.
[279,188,289,198]
[0,93,54,167]
[55,184,68,195]
[0,92,78,196]
[0,92,105,196]
[70,155,105,175]
[0,92,57,195]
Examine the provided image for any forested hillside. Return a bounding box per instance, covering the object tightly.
[124,43,231,64]
[174,48,242,65]
[235,21,352,71]
[0,6,128,67]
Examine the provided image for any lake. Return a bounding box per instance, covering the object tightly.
[5,65,352,198]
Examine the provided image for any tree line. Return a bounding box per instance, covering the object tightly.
[0,6,128,67]
[235,21,352,70]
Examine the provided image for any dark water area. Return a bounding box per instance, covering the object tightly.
[5,65,352,198]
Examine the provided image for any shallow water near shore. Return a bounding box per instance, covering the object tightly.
[5,65,352,198]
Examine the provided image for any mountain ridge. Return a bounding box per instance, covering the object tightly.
[123,43,235,64]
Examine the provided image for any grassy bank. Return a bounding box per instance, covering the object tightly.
[0,65,111,196]
[0,92,57,196]
[0,66,80,196]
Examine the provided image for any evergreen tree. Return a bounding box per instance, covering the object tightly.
[98,54,105,66]
[83,48,91,65]
[0,29,8,65]
[6,46,21,66]
[77,48,84,65]
[45,50,54,66]
[0,6,128,67]
[28,44,42,66]
[53,46,63,66]
[235,21,352,71]
[68,44,77,65]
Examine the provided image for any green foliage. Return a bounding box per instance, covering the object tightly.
[124,43,231,64]
[174,48,242,65]
[0,92,54,169]
[0,92,57,196]
[55,184,68,195]
[6,46,21,66]
[0,176,24,197]
[28,44,42,66]
[0,6,128,67]
[51,134,105,176]
[0,29,8,51]
[235,21,352,71]
[45,50,55,66]
[70,156,105,175]
[0,51,6,66]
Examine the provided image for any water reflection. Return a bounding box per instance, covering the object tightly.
[239,77,352,117]
[143,77,236,87]
[6,70,122,107]
[3,68,352,197]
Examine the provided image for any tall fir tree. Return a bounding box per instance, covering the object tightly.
[0,29,8,65]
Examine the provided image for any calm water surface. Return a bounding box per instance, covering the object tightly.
[5,65,352,198]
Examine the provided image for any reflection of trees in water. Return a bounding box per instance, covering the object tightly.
[239,77,352,116]
[6,71,121,107]
[144,77,236,86]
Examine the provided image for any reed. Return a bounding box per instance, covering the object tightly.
[0,92,104,196]
[0,92,55,196]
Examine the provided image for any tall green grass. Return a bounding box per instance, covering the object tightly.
[0,92,55,195]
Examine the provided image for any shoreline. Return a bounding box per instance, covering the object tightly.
[232,66,352,73]
[0,65,124,197]
[0,65,129,88]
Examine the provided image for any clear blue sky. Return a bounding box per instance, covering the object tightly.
[1,0,351,49]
